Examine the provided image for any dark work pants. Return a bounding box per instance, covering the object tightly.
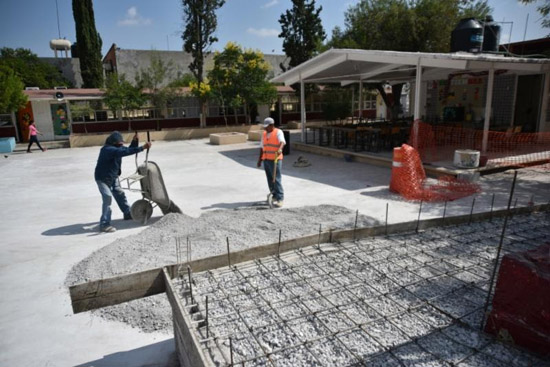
[27,135,44,152]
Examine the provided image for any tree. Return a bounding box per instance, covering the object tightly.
[520,0,550,27]
[72,0,104,88]
[327,0,491,118]
[102,74,145,120]
[181,0,225,126]
[0,65,27,113]
[208,42,277,124]
[279,0,326,70]
[0,48,71,88]
[136,53,178,117]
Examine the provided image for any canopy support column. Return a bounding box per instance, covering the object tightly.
[359,80,363,120]
[300,77,306,143]
[538,72,550,133]
[482,68,495,154]
[412,60,423,148]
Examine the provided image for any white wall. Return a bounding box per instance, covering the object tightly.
[31,101,54,141]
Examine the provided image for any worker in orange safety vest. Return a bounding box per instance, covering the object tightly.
[257,117,286,208]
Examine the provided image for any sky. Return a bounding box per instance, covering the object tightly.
[0,0,548,58]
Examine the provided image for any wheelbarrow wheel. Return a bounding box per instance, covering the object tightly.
[160,200,182,215]
[131,199,153,224]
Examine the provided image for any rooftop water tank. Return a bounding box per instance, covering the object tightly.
[482,15,501,52]
[50,39,72,58]
[451,18,484,53]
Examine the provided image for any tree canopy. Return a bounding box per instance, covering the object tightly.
[0,48,71,89]
[520,0,550,28]
[72,0,104,88]
[136,53,178,114]
[208,42,277,123]
[0,65,28,113]
[328,0,491,53]
[102,74,145,119]
[279,0,326,70]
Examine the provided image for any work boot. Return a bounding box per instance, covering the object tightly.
[100,226,116,233]
[124,212,133,220]
[273,200,284,208]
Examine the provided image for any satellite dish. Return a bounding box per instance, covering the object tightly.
[55,91,64,101]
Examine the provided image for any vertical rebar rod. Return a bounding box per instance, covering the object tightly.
[278,229,282,258]
[490,194,495,222]
[353,210,359,240]
[482,171,517,331]
[205,295,209,338]
[443,200,448,222]
[513,198,518,209]
[187,236,190,263]
[317,224,322,248]
[385,203,389,236]
[468,197,476,225]
[187,266,193,303]
[226,237,231,267]
[415,201,423,233]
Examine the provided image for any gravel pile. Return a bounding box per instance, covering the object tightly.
[65,205,378,332]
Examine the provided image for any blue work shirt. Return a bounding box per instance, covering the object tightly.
[94,135,143,185]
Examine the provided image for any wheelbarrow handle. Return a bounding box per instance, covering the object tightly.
[145,131,150,164]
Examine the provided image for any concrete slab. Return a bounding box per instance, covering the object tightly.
[1,131,549,366]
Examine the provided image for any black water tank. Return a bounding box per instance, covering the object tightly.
[482,16,501,52]
[451,18,484,53]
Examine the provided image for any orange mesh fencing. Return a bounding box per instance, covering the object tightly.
[390,144,481,202]
[408,120,550,169]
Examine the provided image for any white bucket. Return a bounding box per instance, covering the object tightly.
[453,149,480,168]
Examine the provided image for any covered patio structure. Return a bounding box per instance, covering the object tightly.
[271,49,550,164]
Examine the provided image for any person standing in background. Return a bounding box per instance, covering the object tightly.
[27,120,46,153]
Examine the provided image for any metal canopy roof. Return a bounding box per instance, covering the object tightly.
[270,49,550,86]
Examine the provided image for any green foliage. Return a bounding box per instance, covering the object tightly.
[279,0,326,69]
[328,0,491,52]
[0,48,71,88]
[102,74,145,119]
[322,87,352,121]
[0,65,28,113]
[208,42,277,122]
[521,0,550,27]
[168,73,196,88]
[181,0,225,85]
[72,0,104,87]
[135,53,178,113]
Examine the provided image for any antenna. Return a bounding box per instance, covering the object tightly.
[55,0,61,39]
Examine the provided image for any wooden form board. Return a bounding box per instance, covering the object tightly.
[69,204,549,314]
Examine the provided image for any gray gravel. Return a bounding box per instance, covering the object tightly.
[65,205,378,332]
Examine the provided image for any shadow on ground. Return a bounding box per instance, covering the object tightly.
[42,217,161,236]
[75,338,178,367]
[219,147,391,191]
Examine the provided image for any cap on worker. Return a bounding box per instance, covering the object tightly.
[263,117,275,128]
[106,131,125,146]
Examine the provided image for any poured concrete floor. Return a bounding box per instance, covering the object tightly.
[0,133,549,367]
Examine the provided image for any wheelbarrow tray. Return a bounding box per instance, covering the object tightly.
[137,161,171,208]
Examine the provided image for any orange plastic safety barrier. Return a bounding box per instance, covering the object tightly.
[390,144,480,202]
[408,120,550,169]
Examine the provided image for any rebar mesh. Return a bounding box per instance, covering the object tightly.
[174,212,550,367]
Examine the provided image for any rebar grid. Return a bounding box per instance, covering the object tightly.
[174,212,550,367]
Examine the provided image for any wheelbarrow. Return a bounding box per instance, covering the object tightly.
[121,132,182,224]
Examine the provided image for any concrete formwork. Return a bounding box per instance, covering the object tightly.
[168,211,550,366]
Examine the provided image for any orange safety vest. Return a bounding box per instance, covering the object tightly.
[262,128,283,161]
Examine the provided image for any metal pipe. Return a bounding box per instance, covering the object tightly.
[482,171,517,331]
[469,197,476,225]
[416,201,423,233]
[226,237,231,267]
[490,194,495,222]
[187,266,193,303]
[385,203,389,236]
[206,295,209,338]
[353,210,359,240]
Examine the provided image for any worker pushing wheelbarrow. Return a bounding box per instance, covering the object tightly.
[121,131,182,224]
